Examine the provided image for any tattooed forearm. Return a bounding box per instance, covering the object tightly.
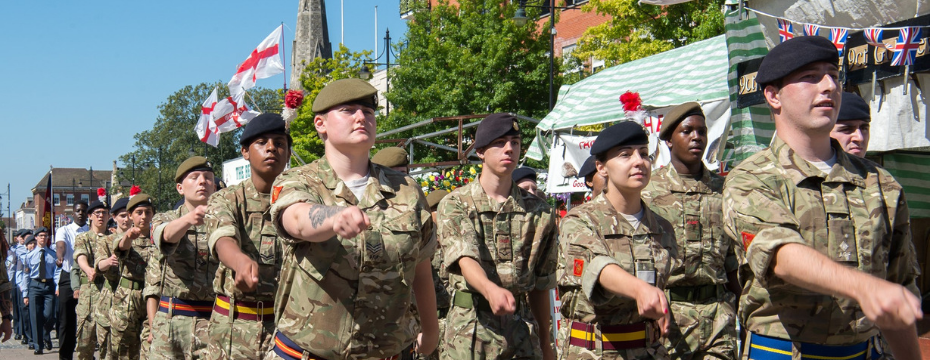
[308,205,343,228]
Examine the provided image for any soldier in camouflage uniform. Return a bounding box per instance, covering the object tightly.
[204,113,290,359]
[98,194,156,359]
[438,113,559,360]
[830,91,871,158]
[94,197,130,360]
[267,79,438,360]
[146,156,218,360]
[641,102,738,360]
[722,36,921,359]
[557,121,674,360]
[73,200,110,359]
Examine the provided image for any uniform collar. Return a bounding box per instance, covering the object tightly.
[316,157,396,207]
[771,136,866,187]
[466,178,527,214]
[653,165,720,194]
[590,194,662,236]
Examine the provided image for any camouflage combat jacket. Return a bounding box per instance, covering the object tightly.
[150,205,217,301]
[642,165,737,287]
[110,232,156,282]
[269,158,436,360]
[438,179,559,299]
[722,136,920,344]
[558,194,676,325]
[73,230,108,286]
[206,179,281,301]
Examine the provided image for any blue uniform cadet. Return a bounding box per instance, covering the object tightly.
[24,227,58,354]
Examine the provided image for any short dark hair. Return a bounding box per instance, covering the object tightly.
[75,201,88,209]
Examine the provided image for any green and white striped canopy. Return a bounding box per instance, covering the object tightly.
[537,35,731,131]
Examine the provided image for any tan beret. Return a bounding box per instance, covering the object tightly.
[659,102,704,140]
[426,190,450,209]
[372,147,409,168]
[175,156,213,183]
[312,79,378,113]
[127,194,153,211]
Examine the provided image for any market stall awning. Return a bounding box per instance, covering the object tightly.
[537,35,730,131]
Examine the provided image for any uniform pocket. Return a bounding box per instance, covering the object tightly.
[380,211,421,284]
[293,239,340,282]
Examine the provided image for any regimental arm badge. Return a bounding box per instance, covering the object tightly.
[573,258,584,277]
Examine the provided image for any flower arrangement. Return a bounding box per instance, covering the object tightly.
[415,164,482,194]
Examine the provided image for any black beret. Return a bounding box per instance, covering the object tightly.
[474,113,520,150]
[34,227,49,235]
[756,36,839,86]
[175,156,213,183]
[14,229,24,237]
[838,92,870,123]
[590,121,650,157]
[512,167,537,183]
[426,190,450,209]
[21,229,33,236]
[24,235,36,245]
[660,102,704,140]
[110,197,129,214]
[578,156,597,179]
[240,113,290,146]
[312,78,378,113]
[127,194,153,212]
[372,147,409,168]
[87,200,106,213]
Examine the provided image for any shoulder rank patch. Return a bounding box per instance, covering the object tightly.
[272,186,283,204]
[741,231,755,250]
[573,258,584,277]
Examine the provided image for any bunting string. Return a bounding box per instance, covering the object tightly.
[745,6,930,33]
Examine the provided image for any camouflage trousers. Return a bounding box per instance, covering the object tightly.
[440,305,541,360]
[664,293,737,360]
[75,282,99,359]
[96,283,115,359]
[140,317,151,360]
[557,320,669,360]
[206,310,276,360]
[147,310,211,360]
[107,285,146,360]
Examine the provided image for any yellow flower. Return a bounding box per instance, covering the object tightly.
[421,181,428,187]
[478,164,482,168]
[445,171,451,178]
[469,168,477,175]
[429,175,436,181]
[451,185,457,190]
[443,180,451,187]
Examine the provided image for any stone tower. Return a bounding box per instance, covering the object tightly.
[291,0,333,89]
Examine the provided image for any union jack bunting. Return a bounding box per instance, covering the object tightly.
[803,24,820,37]
[829,28,849,57]
[863,28,885,48]
[890,27,923,66]
[777,19,794,43]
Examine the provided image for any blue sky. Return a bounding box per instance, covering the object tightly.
[0,0,407,213]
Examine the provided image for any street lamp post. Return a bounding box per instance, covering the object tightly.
[359,29,398,116]
[514,0,578,111]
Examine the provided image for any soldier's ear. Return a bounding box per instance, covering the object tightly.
[241,146,249,159]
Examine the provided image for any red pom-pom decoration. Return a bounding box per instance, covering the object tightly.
[130,185,141,196]
[285,90,304,109]
[619,91,642,113]
[97,188,106,197]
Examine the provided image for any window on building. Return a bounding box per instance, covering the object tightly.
[54,194,60,206]
[562,44,582,74]
[565,0,588,6]
[591,57,606,73]
[67,194,74,206]
[81,194,89,204]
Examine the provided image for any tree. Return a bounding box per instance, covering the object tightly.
[571,0,724,66]
[117,82,280,211]
[383,0,556,165]
[289,45,372,164]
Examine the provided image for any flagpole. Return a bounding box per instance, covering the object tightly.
[281,22,287,91]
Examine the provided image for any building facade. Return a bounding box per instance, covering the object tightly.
[31,167,114,230]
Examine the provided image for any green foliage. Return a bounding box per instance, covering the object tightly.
[572,0,725,66]
[117,82,280,211]
[384,0,556,166]
[289,45,372,164]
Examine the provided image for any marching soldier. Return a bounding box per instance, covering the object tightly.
[147,156,218,359]
[830,91,871,157]
[641,102,738,359]
[95,197,129,359]
[267,79,439,360]
[438,113,559,360]
[557,121,675,360]
[24,227,56,354]
[205,113,290,359]
[372,146,410,174]
[73,200,111,359]
[723,36,921,359]
[578,155,607,200]
[98,194,156,359]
